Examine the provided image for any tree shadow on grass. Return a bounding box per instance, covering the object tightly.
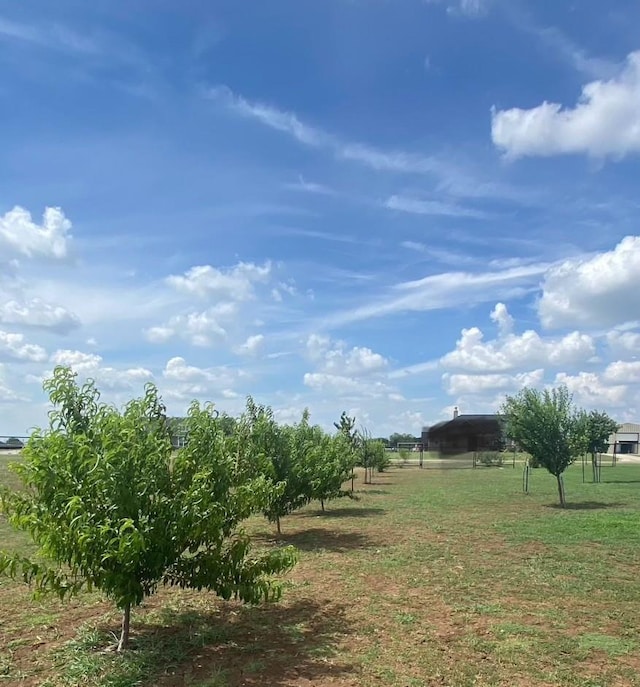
[300,506,386,519]
[602,479,640,484]
[546,501,627,510]
[271,527,374,552]
[62,598,354,687]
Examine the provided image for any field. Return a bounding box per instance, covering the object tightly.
[1,455,640,686]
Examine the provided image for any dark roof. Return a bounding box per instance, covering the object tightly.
[426,414,503,436]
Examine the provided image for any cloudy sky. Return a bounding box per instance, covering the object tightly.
[1,0,640,436]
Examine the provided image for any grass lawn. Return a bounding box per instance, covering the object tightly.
[1,455,640,686]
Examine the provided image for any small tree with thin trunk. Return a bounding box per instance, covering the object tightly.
[0,368,296,651]
[334,412,358,492]
[576,410,620,481]
[501,385,583,507]
[238,399,311,534]
[306,428,353,511]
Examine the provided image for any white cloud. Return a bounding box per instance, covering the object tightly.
[0,206,72,259]
[283,176,335,195]
[492,52,640,159]
[162,356,243,400]
[49,349,152,391]
[303,372,390,398]
[424,0,489,17]
[538,236,640,329]
[147,308,229,347]
[384,195,484,218]
[554,371,629,407]
[604,360,640,384]
[0,363,24,403]
[0,330,47,362]
[325,263,549,329]
[306,334,388,376]
[443,369,544,395]
[0,298,80,333]
[606,329,640,357]
[50,349,102,371]
[490,302,514,336]
[441,323,595,373]
[166,262,271,300]
[209,85,442,175]
[236,334,264,356]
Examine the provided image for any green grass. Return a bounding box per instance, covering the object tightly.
[2,458,640,685]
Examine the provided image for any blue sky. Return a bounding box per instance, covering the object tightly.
[2,0,640,436]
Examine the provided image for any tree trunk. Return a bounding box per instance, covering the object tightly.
[351,472,354,492]
[556,474,566,508]
[276,514,281,535]
[320,498,325,512]
[591,452,597,483]
[117,603,131,652]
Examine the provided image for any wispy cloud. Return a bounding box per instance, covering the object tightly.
[283,176,336,195]
[400,241,479,266]
[0,16,100,54]
[323,262,550,329]
[503,8,620,80]
[385,194,486,218]
[208,85,442,175]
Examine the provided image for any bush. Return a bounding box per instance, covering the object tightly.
[477,451,503,467]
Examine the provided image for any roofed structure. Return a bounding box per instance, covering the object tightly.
[422,408,504,455]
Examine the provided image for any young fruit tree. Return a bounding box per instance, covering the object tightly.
[334,411,358,492]
[501,385,584,507]
[304,425,353,511]
[0,368,296,651]
[237,399,310,534]
[576,410,620,482]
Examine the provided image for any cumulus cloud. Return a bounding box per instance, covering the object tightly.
[538,236,640,329]
[0,206,72,259]
[490,302,514,336]
[303,372,391,398]
[146,305,234,347]
[0,330,47,362]
[443,369,544,395]
[441,307,595,372]
[306,334,388,376]
[49,349,152,390]
[0,298,80,333]
[162,356,242,400]
[236,334,264,356]
[606,329,640,357]
[554,371,629,407]
[604,360,640,384]
[492,52,640,159]
[166,261,271,300]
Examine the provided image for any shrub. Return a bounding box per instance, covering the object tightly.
[477,451,504,467]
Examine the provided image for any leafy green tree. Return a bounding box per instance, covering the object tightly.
[576,410,619,482]
[356,429,388,484]
[238,399,310,534]
[306,428,353,511]
[0,368,296,651]
[501,386,584,507]
[334,412,358,491]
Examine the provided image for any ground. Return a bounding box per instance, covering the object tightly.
[1,455,640,686]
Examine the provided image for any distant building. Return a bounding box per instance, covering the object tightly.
[422,407,504,455]
[608,423,640,455]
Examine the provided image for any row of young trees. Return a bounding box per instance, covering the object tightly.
[0,368,377,651]
[501,386,619,507]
